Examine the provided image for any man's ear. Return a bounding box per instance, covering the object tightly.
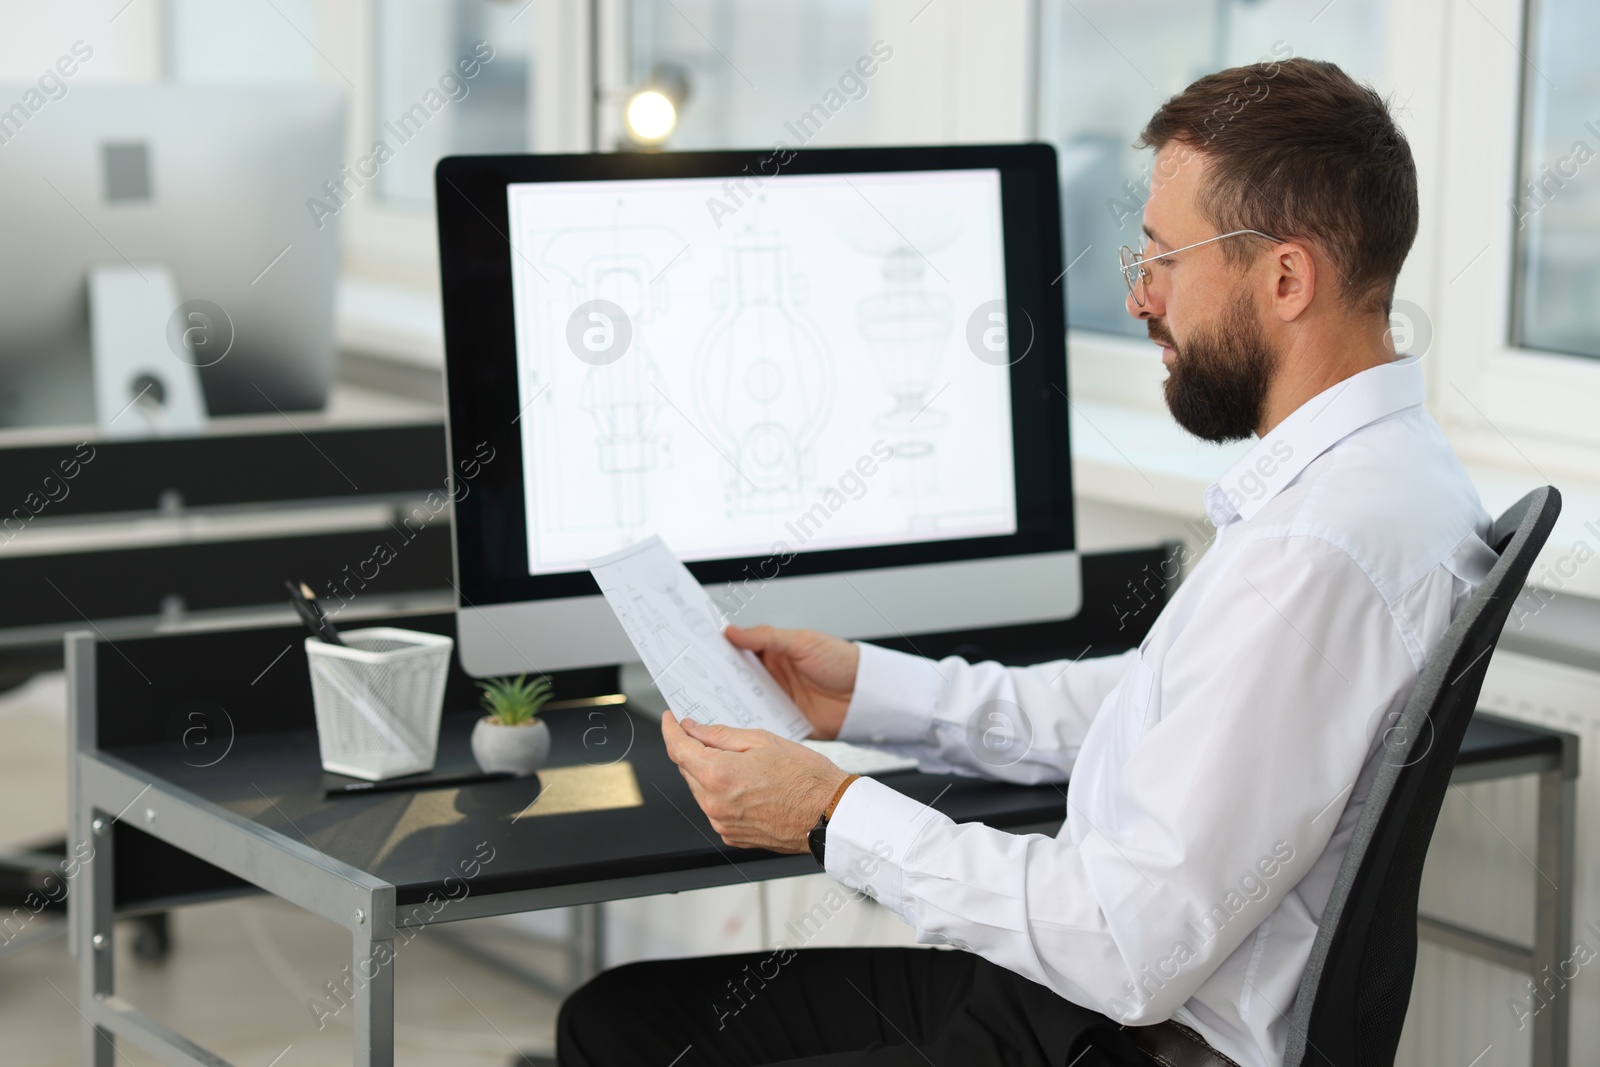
[1271,241,1316,322]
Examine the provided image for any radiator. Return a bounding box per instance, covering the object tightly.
[1398,649,1600,1067]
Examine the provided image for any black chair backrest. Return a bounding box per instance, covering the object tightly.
[1283,486,1561,1067]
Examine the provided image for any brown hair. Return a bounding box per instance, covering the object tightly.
[1135,56,1417,315]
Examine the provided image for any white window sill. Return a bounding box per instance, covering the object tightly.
[1070,397,1600,599]
[336,277,445,370]
[1069,399,1247,520]
[334,280,1600,601]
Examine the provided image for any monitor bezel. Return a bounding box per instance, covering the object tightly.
[436,143,1074,609]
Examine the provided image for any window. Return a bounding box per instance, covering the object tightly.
[167,0,324,82]
[1034,0,1387,338]
[374,0,534,209]
[600,0,878,151]
[1432,0,1600,460]
[1510,0,1600,359]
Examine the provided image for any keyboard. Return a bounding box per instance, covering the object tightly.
[801,739,920,776]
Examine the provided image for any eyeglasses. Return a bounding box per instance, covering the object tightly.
[1118,229,1281,308]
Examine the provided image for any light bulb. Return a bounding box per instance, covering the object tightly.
[625,89,677,144]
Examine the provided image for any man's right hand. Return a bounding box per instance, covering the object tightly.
[724,624,859,740]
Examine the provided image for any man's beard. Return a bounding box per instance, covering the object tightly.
[1155,292,1277,444]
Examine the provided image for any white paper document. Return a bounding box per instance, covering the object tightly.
[588,536,813,741]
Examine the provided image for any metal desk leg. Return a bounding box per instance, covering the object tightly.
[572,903,604,986]
[76,811,115,1067]
[352,923,396,1067]
[1532,768,1575,1067]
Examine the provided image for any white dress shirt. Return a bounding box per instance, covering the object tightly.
[822,357,1494,1067]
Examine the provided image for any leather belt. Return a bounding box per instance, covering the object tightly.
[1126,1019,1241,1067]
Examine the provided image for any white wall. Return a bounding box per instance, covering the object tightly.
[0,0,164,83]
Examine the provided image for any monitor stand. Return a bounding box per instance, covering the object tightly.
[619,661,669,717]
[89,264,207,437]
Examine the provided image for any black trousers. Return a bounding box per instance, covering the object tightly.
[557,946,1146,1066]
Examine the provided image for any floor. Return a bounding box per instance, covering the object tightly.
[0,668,917,1066]
[0,671,562,1066]
[1,897,564,1066]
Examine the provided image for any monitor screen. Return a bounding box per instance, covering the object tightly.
[503,169,1018,575]
[438,144,1077,674]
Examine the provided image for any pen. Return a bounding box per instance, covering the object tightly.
[324,769,516,798]
[285,579,344,646]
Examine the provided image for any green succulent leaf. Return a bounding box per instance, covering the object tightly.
[476,673,554,726]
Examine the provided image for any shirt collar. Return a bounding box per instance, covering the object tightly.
[1204,356,1427,527]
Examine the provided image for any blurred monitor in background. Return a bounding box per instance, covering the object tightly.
[0,84,345,431]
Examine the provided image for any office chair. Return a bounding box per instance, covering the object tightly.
[1282,486,1561,1067]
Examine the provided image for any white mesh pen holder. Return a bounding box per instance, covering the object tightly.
[305,628,453,780]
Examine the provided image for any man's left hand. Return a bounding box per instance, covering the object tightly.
[661,710,848,854]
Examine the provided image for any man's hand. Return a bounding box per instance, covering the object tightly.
[724,624,859,740]
[661,710,848,854]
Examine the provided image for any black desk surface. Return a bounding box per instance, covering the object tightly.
[104,703,1571,908]
[1457,710,1575,773]
[105,704,1066,908]
[87,557,1576,912]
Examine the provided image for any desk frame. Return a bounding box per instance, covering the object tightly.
[67,633,1578,1067]
[1416,736,1577,1067]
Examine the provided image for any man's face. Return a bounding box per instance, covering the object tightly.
[1128,146,1278,443]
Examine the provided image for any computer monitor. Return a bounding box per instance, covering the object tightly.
[437,144,1078,676]
[0,84,345,429]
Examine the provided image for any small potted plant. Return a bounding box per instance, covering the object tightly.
[470,674,554,777]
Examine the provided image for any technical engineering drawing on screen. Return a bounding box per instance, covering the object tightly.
[505,169,1019,576]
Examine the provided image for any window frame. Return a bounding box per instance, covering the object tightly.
[1431,0,1600,475]
[1055,0,1450,414]
[326,0,1032,335]
[1052,0,1600,488]
[322,0,583,293]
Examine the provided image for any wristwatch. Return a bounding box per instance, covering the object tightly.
[808,774,860,868]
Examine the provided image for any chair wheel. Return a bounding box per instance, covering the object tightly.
[131,913,171,961]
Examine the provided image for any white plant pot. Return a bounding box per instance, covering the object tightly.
[470,717,551,777]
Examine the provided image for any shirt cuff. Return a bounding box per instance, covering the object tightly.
[838,642,945,745]
[822,775,950,923]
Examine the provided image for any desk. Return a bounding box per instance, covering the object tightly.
[65,615,1067,1067]
[1418,711,1578,1067]
[66,613,1578,1067]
